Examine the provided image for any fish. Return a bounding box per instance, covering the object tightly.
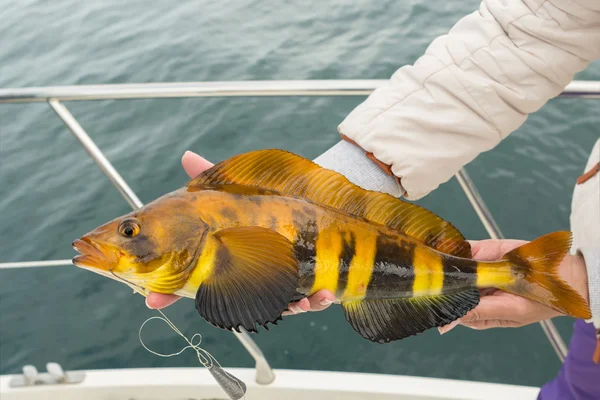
[72,149,592,343]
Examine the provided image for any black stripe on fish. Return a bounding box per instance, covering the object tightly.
[366,235,416,298]
[336,231,356,297]
[441,256,478,292]
[293,220,319,293]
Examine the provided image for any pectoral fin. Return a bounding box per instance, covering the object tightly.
[342,290,480,343]
[195,226,301,332]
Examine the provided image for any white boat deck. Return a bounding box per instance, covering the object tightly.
[0,367,540,400]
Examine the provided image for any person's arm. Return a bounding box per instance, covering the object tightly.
[337,0,600,200]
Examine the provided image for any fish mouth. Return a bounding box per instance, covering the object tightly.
[73,237,148,295]
[72,237,117,272]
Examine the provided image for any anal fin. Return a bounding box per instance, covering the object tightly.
[342,289,480,343]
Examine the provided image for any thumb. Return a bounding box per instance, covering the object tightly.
[461,296,516,323]
[460,319,524,330]
[182,151,214,178]
[438,296,515,334]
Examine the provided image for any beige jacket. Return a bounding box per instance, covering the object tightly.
[572,140,600,327]
[338,0,600,200]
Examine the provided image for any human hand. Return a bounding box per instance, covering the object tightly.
[438,239,590,334]
[144,151,337,314]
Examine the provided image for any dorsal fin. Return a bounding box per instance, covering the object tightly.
[188,149,471,257]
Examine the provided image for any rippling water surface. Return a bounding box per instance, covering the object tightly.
[1,0,599,387]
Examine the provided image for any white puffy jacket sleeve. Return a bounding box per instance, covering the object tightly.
[338,0,600,200]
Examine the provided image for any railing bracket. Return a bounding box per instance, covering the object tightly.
[9,363,85,388]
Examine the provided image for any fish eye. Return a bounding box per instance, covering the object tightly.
[118,218,140,238]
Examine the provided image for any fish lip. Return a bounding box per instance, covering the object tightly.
[72,238,116,269]
[72,238,99,260]
[72,237,99,253]
[72,254,101,268]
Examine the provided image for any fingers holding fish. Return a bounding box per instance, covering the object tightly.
[458,319,527,330]
[148,291,333,317]
[282,299,309,316]
[441,318,525,331]
[145,292,181,309]
[281,290,336,316]
[307,290,335,311]
[469,239,527,262]
[438,290,562,334]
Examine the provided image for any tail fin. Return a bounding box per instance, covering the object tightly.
[502,231,591,319]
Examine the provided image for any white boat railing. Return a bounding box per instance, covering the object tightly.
[1,79,598,378]
[0,80,598,103]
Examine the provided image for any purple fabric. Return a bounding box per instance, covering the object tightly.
[538,320,600,400]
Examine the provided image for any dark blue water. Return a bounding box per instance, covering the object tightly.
[1,0,599,387]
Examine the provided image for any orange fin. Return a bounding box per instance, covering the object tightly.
[195,226,301,332]
[188,149,470,257]
[502,231,591,319]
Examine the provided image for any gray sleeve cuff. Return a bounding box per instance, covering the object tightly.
[580,248,600,328]
[314,140,404,197]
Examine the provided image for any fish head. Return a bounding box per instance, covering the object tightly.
[72,193,207,293]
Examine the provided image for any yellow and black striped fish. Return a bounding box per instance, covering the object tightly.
[72,149,591,342]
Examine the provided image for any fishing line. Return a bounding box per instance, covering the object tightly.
[109,269,147,295]
[138,310,247,400]
[138,309,211,365]
[110,269,247,400]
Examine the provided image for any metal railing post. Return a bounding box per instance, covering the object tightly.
[0,260,73,269]
[48,99,143,209]
[46,99,276,384]
[233,330,275,384]
[456,168,568,362]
